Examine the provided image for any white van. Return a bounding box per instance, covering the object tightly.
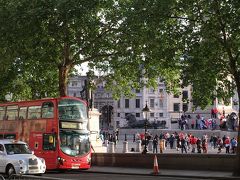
[0,139,46,177]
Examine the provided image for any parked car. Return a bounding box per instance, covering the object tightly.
[0,139,46,177]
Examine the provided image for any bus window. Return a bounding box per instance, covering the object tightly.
[0,107,5,120]
[42,102,54,118]
[4,134,16,139]
[6,105,18,120]
[43,134,56,151]
[58,99,87,121]
[19,107,27,120]
[28,106,41,119]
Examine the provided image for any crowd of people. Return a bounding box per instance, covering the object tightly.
[178,114,219,130]
[136,131,238,154]
[178,109,238,131]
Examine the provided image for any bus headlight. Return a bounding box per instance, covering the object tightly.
[57,157,66,165]
[87,157,91,164]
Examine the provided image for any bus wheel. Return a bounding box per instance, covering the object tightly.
[6,165,16,178]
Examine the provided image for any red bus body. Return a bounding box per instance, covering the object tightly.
[0,96,91,170]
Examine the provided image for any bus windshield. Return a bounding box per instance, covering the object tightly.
[60,130,90,156]
[58,99,87,121]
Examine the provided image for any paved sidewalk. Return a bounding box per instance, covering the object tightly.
[85,166,240,179]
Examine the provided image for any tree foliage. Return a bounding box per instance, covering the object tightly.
[0,0,183,100]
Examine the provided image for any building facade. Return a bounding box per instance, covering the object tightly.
[67,75,236,130]
[67,75,192,130]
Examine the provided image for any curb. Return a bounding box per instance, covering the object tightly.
[82,169,240,180]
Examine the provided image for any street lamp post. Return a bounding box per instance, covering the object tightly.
[142,102,150,154]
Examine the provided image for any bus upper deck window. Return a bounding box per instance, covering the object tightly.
[42,102,54,119]
[0,107,5,120]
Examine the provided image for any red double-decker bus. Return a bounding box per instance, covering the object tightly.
[0,96,91,170]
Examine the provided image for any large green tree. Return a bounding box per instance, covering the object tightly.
[0,0,181,100]
[176,0,240,176]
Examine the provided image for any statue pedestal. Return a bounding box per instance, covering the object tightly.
[89,108,107,153]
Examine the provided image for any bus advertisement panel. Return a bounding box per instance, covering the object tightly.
[0,96,91,170]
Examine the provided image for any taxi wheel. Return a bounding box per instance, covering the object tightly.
[6,165,16,178]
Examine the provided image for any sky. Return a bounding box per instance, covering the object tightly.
[76,62,89,75]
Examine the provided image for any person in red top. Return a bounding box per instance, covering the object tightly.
[190,135,197,153]
[224,137,230,154]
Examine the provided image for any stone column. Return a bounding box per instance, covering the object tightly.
[135,140,142,152]
[107,142,115,153]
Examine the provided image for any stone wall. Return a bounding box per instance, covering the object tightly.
[92,153,236,171]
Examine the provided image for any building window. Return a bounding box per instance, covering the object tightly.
[117,100,120,108]
[159,89,164,93]
[159,99,163,108]
[73,92,76,97]
[116,121,120,127]
[182,90,188,100]
[159,113,163,117]
[173,103,180,112]
[117,113,120,117]
[135,89,140,93]
[150,99,154,108]
[136,99,140,108]
[149,88,155,93]
[125,99,129,108]
[150,113,154,118]
[183,103,188,112]
[71,81,78,87]
[125,113,129,117]
[136,113,140,117]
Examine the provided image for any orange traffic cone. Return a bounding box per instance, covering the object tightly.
[152,155,159,175]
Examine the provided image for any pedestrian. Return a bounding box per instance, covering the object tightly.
[196,138,202,153]
[217,137,223,153]
[202,139,208,153]
[175,134,181,151]
[169,134,175,149]
[115,128,119,141]
[231,137,237,154]
[159,139,164,153]
[180,137,187,153]
[191,119,195,129]
[190,135,197,153]
[224,137,230,154]
[153,135,158,154]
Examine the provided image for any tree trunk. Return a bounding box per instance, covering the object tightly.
[58,65,71,97]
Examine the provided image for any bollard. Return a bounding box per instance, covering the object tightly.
[173,139,177,149]
[135,140,142,152]
[148,140,153,152]
[122,141,128,153]
[107,142,115,153]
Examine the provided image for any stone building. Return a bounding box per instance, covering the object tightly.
[67,75,236,130]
